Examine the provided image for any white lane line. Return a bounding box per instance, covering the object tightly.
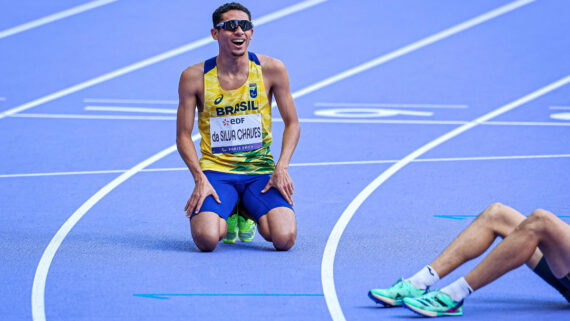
[28,0,532,318]
[550,106,570,110]
[414,153,570,163]
[322,73,570,321]
[0,0,117,40]
[84,98,178,104]
[30,2,329,320]
[315,102,468,109]
[550,113,570,121]
[292,154,570,166]
[31,143,181,321]
[293,118,570,126]
[484,120,570,126]
[0,0,327,120]
[10,113,177,121]
[1,169,127,178]
[85,106,177,114]
[293,118,464,125]
[5,154,570,178]
[10,113,570,127]
[295,0,535,105]
[314,108,433,118]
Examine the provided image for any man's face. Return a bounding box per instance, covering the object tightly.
[212,10,253,57]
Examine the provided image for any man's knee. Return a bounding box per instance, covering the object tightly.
[190,211,226,252]
[521,209,556,235]
[480,202,507,224]
[192,231,219,252]
[272,231,296,251]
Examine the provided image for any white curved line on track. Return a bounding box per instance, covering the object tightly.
[29,1,330,320]
[322,74,570,321]
[31,142,182,321]
[321,0,538,318]
[0,0,118,40]
[30,0,536,319]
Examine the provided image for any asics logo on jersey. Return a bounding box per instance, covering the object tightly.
[214,94,224,105]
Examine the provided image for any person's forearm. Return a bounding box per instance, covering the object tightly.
[176,134,205,182]
[276,121,300,169]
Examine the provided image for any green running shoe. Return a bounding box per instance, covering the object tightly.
[222,213,238,244]
[368,278,427,307]
[403,290,463,317]
[238,215,256,242]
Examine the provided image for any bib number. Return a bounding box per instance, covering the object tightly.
[210,114,262,153]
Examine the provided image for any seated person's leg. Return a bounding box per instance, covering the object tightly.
[431,203,535,278]
[369,203,537,307]
[530,209,570,279]
[465,209,570,291]
[241,174,296,251]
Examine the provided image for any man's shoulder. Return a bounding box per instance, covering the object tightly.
[181,61,206,80]
[256,54,287,75]
[179,62,206,95]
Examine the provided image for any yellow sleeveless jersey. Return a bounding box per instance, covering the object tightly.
[198,52,275,174]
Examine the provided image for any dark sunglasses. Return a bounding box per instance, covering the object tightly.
[215,19,253,32]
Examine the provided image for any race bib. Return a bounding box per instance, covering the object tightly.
[210,114,262,154]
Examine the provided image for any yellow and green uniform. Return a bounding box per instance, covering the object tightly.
[199,52,274,174]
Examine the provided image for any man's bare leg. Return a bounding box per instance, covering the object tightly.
[190,211,227,252]
[431,203,542,278]
[466,209,570,290]
[257,207,296,251]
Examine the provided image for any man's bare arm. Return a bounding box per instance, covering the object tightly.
[176,65,220,215]
[260,56,300,205]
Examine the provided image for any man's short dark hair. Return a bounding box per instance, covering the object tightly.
[212,2,252,27]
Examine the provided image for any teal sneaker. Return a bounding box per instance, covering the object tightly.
[238,215,256,242]
[403,290,463,317]
[222,213,238,244]
[368,278,428,307]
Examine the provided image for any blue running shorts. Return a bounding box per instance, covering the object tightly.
[192,171,294,221]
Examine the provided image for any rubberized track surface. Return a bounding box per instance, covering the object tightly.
[1,1,569,320]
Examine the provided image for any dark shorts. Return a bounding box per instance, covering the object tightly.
[560,273,570,291]
[192,170,293,221]
[534,257,570,302]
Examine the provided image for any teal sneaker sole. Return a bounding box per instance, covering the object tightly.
[403,300,463,317]
[368,290,401,307]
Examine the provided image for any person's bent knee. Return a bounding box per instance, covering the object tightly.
[272,232,296,251]
[530,208,555,220]
[477,202,510,229]
[523,209,556,235]
[194,236,219,252]
[480,202,505,221]
[192,230,220,252]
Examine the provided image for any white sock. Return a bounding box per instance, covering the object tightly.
[441,277,474,302]
[407,265,440,289]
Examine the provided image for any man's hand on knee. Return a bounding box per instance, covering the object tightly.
[185,177,221,216]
